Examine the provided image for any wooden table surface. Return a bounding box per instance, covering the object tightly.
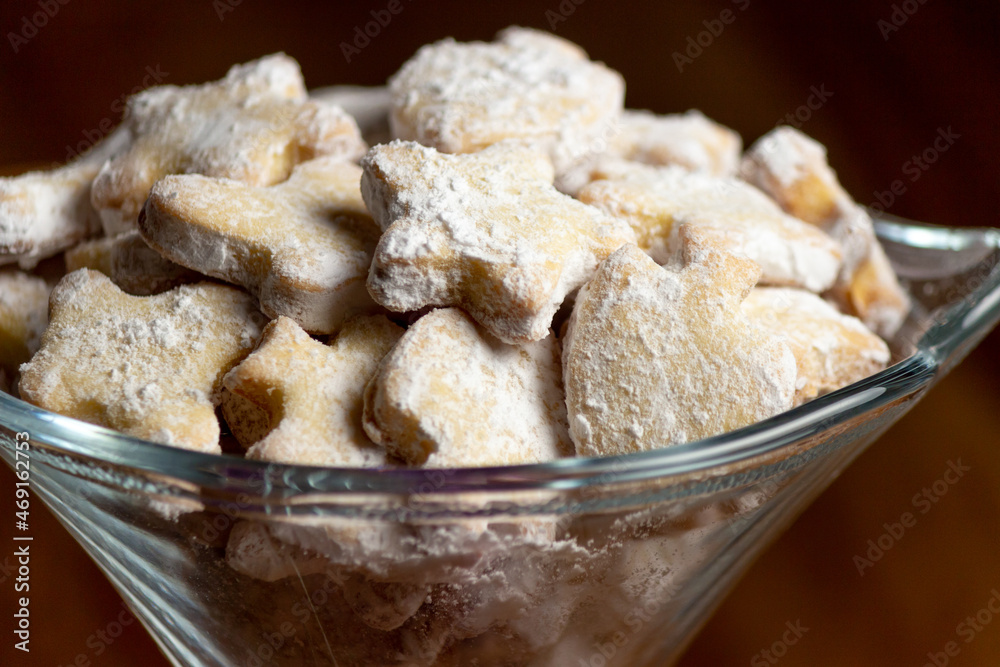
[1,2,998,665]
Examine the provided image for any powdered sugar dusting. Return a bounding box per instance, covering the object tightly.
[18,270,264,452]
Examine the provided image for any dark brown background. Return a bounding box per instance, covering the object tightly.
[1,1,999,665]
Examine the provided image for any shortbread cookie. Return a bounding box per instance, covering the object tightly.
[740,127,909,336]
[141,157,380,333]
[577,161,842,292]
[0,271,50,388]
[388,27,624,172]
[361,141,635,343]
[363,307,572,467]
[556,110,742,195]
[834,240,910,339]
[219,387,273,447]
[742,287,890,405]
[18,270,264,452]
[563,235,796,456]
[1,126,129,268]
[223,315,403,466]
[612,109,742,175]
[65,231,202,296]
[92,54,366,235]
[1,161,101,268]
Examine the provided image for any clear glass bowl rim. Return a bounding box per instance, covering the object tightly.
[2,214,999,497]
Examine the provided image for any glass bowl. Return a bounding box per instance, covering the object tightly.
[1,215,999,667]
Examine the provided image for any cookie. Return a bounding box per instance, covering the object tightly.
[361,140,635,343]
[612,109,742,175]
[742,287,891,405]
[91,53,366,235]
[577,160,843,292]
[1,126,129,269]
[18,270,264,452]
[141,157,380,333]
[362,307,572,467]
[563,234,796,456]
[0,270,50,391]
[222,314,403,466]
[740,126,909,336]
[66,231,201,296]
[388,27,624,173]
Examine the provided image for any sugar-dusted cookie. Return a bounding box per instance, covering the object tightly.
[361,141,635,343]
[742,287,891,406]
[612,109,742,175]
[740,126,909,336]
[557,110,742,195]
[1,126,129,268]
[363,307,572,467]
[92,54,366,235]
[222,314,403,466]
[0,270,50,390]
[577,161,842,292]
[388,27,624,172]
[563,233,796,456]
[141,157,380,334]
[66,231,201,296]
[18,270,264,452]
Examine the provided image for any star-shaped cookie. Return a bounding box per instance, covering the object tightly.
[141,157,381,334]
[91,53,366,235]
[18,270,264,452]
[361,140,636,343]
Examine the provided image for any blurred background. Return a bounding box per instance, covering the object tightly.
[1,0,998,665]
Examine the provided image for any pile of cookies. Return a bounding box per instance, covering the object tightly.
[1,27,905,468]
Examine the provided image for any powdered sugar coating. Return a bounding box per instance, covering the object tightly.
[0,271,50,380]
[740,126,909,336]
[388,27,624,173]
[613,109,742,175]
[564,238,796,456]
[363,307,572,467]
[91,54,366,235]
[223,315,403,466]
[742,287,890,406]
[1,125,129,268]
[141,157,380,334]
[18,270,264,452]
[577,161,842,292]
[1,161,102,268]
[361,141,636,343]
